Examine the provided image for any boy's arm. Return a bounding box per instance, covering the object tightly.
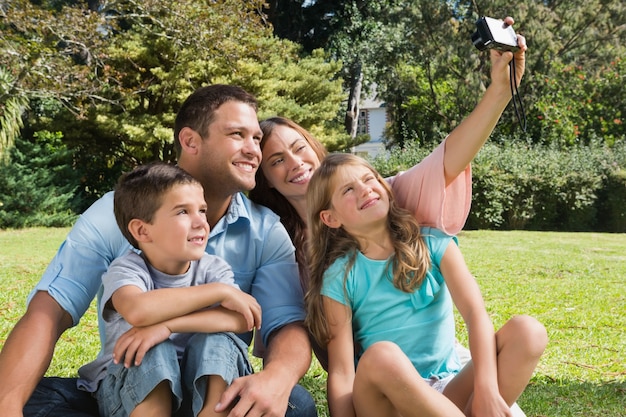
[440,241,510,416]
[111,281,260,330]
[113,306,252,368]
[443,17,527,183]
[0,292,72,416]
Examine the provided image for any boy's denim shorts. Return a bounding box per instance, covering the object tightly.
[96,332,251,417]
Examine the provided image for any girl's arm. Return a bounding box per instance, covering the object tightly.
[113,306,251,368]
[440,242,511,416]
[324,296,357,417]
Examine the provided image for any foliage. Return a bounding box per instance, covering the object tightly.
[370,139,626,232]
[0,132,80,228]
[370,138,433,178]
[1,0,345,207]
[267,0,626,148]
[527,58,625,146]
[0,66,29,161]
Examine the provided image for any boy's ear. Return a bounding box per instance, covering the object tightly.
[178,127,200,155]
[320,209,341,229]
[127,219,152,243]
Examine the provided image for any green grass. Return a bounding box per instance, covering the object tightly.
[1,228,625,416]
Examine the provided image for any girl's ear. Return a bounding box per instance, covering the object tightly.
[127,219,152,243]
[320,209,341,229]
[178,127,200,155]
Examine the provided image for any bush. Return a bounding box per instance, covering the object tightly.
[371,139,626,232]
[596,168,626,233]
[468,142,607,231]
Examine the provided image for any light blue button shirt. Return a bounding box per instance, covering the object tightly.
[29,191,304,349]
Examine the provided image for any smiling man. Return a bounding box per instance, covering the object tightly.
[0,85,317,417]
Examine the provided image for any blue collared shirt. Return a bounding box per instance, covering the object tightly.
[29,191,304,349]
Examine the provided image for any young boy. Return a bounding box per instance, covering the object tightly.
[77,162,262,417]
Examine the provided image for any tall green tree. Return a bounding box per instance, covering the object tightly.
[2,0,344,209]
[266,1,402,144]
[268,0,626,148]
[500,0,626,145]
[0,131,80,228]
[0,66,29,161]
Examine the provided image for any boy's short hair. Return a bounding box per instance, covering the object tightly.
[114,162,201,248]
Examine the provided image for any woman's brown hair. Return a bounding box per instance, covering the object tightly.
[248,117,327,291]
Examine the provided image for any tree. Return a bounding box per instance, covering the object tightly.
[268,0,626,148]
[266,1,402,145]
[0,131,80,228]
[0,66,29,161]
[2,0,345,209]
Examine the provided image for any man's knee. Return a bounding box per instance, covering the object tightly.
[286,384,317,417]
[24,377,99,417]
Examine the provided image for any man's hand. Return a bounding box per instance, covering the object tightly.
[214,323,311,417]
[214,370,292,417]
[113,323,171,368]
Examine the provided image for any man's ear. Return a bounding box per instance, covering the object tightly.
[178,127,200,155]
[127,219,152,243]
[320,209,341,229]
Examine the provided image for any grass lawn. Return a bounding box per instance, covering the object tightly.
[1,228,625,416]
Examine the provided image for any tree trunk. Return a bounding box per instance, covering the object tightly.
[345,61,363,142]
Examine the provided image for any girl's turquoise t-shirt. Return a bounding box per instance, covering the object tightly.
[321,227,461,379]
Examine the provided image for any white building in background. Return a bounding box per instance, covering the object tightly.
[352,95,387,158]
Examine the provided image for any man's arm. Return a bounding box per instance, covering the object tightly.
[0,292,72,416]
[214,204,311,417]
[0,191,131,416]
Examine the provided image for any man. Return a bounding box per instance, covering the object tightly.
[0,85,317,417]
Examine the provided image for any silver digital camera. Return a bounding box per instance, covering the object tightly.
[471,16,519,52]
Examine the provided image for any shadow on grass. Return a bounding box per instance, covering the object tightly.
[519,378,626,417]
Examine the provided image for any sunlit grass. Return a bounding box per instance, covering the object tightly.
[1,228,624,416]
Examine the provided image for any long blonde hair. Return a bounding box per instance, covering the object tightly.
[305,153,431,346]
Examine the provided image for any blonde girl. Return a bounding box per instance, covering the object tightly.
[305,153,547,417]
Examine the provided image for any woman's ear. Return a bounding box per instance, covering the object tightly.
[127,219,152,243]
[320,209,341,229]
[178,127,200,155]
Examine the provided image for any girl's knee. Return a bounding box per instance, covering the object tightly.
[502,315,548,357]
[360,341,403,364]
[358,341,408,377]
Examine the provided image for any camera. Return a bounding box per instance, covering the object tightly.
[471,16,519,52]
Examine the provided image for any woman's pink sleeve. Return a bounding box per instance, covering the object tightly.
[387,138,472,235]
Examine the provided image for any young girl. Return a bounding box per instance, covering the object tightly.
[305,153,547,417]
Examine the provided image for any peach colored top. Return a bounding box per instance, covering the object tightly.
[387,138,471,235]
